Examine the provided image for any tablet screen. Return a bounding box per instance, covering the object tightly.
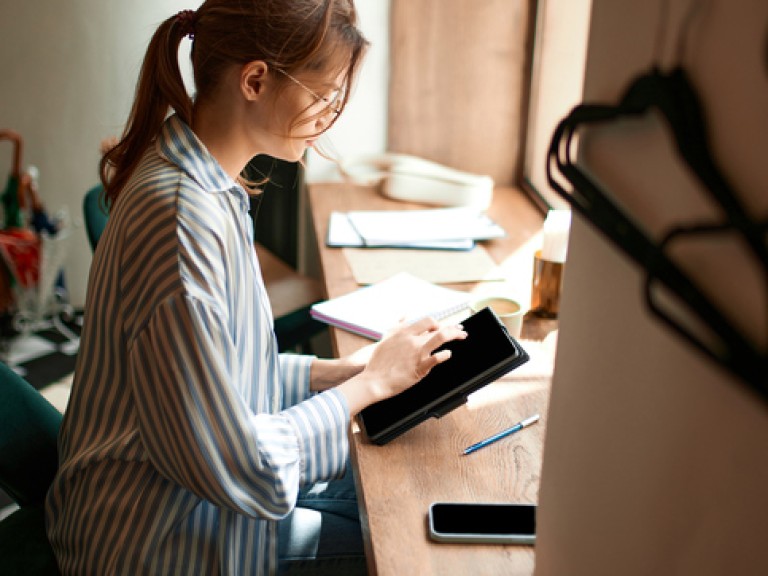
[359,307,527,442]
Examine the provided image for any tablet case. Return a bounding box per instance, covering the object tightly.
[358,307,530,445]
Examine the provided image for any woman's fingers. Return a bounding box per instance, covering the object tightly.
[427,348,452,366]
[414,322,467,377]
[424,323,466,354]
[362,317,468,399]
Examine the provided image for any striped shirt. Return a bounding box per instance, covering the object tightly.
[45,115,350,575]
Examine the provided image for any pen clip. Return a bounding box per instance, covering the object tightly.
[521,414,541,427]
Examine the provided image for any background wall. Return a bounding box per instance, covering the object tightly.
[386,0,532,186]
[305,0,390,183]
[535,0,768,574]
[0,0,390,307]
[0,0,190,307]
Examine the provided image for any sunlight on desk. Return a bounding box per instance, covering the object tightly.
[343,245,505,285]
[308,183,550,576]
[472,231,544,306]
[467,334,557,412]
[467,381,547,412]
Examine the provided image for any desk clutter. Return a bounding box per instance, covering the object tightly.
[0,129,75,350]
[309,182,550,573]
[317,184,568,346]
[326,205,508,285]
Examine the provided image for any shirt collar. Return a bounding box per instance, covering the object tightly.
[156,114,240,196]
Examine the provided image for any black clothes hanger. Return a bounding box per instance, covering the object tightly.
[546,66,768,400]
[644,218,767,383]
[627,67,767,267]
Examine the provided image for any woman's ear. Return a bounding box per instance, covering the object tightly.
[241,61,270,101]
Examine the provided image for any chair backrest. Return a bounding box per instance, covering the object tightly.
[83,184,108,251]
[0,362,61,507]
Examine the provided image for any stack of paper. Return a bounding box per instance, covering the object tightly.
[326,207,505,250]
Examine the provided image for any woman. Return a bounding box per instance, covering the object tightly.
[45,1,466,574]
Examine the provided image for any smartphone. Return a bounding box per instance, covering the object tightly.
[428,502,536,545]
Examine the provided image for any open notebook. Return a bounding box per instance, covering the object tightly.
[309,272,470,340]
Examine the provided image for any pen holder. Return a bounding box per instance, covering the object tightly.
[531,250,565,318]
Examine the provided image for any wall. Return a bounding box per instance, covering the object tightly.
[305,0,390,183]
[0,1,389,307]
[0,0,191,308]
[386,0,532,186]
[535,0,768,574]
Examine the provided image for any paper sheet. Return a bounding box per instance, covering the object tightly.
[345,207,505,245]
[343,245,506,285]
[327,212,473,250]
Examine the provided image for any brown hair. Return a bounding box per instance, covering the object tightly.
[100,0,368,205]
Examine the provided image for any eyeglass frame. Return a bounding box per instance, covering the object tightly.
[274,68,343,116]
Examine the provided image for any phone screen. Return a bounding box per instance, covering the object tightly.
[429,503,536,544]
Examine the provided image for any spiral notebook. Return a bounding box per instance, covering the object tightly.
[309,272,470,340]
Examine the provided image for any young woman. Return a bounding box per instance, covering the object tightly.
[45,1,466,574]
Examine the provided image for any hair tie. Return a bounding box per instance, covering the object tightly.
[176,10,197,39]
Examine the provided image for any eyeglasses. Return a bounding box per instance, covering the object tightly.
[274,68,343,116]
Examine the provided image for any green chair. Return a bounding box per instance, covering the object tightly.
[254,244,327,352]
[82,184,108,252]
[0,361,62,575]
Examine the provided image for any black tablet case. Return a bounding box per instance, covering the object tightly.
[358,307,530,445]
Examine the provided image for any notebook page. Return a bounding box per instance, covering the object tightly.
[310,272,471,340]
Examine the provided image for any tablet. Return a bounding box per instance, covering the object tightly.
[358,307,530,445]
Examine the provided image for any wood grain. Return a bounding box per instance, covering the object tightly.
[389,0,534,186]
[308,183,553,575]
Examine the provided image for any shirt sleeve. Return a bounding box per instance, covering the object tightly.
[127,293,350,521]
[278,353,314,409]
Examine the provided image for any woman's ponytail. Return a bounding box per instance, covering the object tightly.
[100,13,195,206]
[100,1,368,206]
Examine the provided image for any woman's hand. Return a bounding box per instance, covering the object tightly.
[337,317,467,416]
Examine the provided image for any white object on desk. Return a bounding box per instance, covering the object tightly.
[326,212,474,250]
[338,153,494,209]
[345,207,505,247]
[469,295,525,339]
[540,209,571,263]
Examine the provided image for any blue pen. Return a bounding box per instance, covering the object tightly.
[463,414,541,455]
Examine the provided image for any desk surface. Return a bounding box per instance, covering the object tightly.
[308,183,555,576]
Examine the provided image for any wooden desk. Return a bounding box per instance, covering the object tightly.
[308,183,555,576]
